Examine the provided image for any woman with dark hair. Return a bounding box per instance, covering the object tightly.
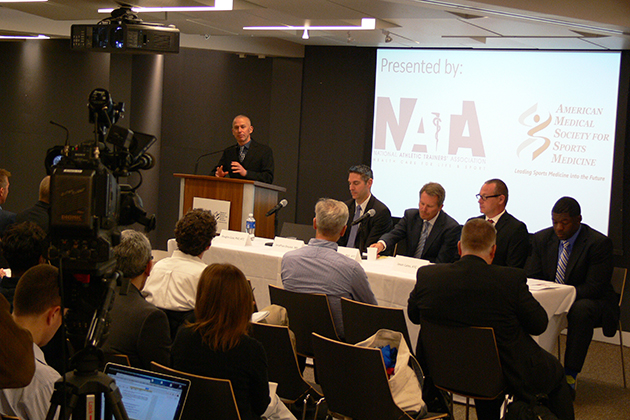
[172,263,294,420]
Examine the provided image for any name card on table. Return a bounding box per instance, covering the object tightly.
[338,246,362,262]
[393,255,431,275]
[212,230,252,247]
[272,237,305,251]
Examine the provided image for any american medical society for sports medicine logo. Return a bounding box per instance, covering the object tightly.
[516,103,551,161]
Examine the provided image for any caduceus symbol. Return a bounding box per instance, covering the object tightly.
[432,112,441,149]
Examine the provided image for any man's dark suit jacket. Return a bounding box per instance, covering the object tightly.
[338,195,392,252]
[101,285,171,370]
[408,255,564,401]
[526,223,616,306]
[214,139,274,184]
[0,209,16,236]
[15,201,50,233]
[471,212,529,268]
[379,209,461,263]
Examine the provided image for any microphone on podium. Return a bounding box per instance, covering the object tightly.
[351,209,376,226]
[266,199,288,217]
[193,145,236,174]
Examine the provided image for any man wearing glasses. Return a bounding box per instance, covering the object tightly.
[470,179,530,268]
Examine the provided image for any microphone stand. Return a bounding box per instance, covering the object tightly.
[193,147,229,175]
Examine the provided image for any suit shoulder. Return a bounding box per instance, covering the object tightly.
[371,196,391,214]
[581,224,612,246]
[441,211,461,228]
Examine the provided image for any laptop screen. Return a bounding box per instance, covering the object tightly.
[104,363,190,420]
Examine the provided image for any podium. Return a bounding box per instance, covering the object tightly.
[174,174,286,239]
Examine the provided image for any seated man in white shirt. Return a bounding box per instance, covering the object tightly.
[143,209,217,339]
[0,264,63,420]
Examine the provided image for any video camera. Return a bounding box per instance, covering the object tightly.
[46,88,156,350]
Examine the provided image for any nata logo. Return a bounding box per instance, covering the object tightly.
[516,103,552,161]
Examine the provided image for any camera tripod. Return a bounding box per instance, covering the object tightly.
[45,346,129,420]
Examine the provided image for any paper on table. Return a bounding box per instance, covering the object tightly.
[528,279,565,291]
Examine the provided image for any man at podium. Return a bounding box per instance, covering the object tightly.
[213,115,274,184]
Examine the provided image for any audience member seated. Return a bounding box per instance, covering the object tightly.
[0,294,35,389]
[372,182,461,263]
[0,168,16,236]
[469,178,529,268]
[101,230,171,370]
[408,219,574,420]
[281,198,378,339]
[0,265,63,420]
[16,176,51,233]
[0,221,47,310]
[171,263,295,420]
[526,196,617,396]
[337,164,392,252]
[143,209,217,339]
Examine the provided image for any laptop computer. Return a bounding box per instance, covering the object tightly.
[104,363,190,420]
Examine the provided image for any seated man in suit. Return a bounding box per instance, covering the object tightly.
[470,178,529,268]
[409,219,574,420]
[0,265,63,420]
[371,182,461,263]
[144,209,217,339]
[0,168,16,236]
[102,230,171,370]
[281,198,378,339]
[16,175,51,234]
[526,196,617,395]
[338,164,392,253]
[213,114,274,184]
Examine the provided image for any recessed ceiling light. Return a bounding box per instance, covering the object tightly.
[244,17,376,32]
[0,34,49,39]
[99,0,233,13]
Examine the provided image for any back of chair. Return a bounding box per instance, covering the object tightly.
[341,297,413,351]
[311,333,409,420]
[103,353,131,367]
[250,322,320,403]
[612,267,627,306]
[150,362,241,420]
[420,321,506,400]
[268,285,338,357]
[280,222,315,243]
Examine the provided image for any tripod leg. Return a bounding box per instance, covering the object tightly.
[103,381,130,420]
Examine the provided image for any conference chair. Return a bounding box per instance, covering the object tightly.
[419,321,507,420]
[268,284,339,358]
[341,297,414,352]
[250,322,323,418]
[311,333,448,420]
[151,362,241,420]
[103,353,131,367]
[556,267,627,388]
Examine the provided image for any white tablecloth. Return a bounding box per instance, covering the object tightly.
[169,238,576,353]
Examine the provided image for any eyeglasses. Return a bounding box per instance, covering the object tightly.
[476,194,500,201]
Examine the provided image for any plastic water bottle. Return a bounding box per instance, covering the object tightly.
[246,213,256,240]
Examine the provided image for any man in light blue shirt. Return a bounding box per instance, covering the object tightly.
[281,198,378,339]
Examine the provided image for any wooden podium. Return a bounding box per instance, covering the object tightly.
[174,174,286,239]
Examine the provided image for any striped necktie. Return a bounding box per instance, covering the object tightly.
[414,221,430,258]
[347,205,361,248]
[555,240,570,284]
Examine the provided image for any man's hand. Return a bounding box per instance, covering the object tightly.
[215,165,228,177]
[370,242,385,255]
[231,161,248,177]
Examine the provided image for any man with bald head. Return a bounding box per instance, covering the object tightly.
[471,178,529,268]
[16,175,51,233]
[213,115,274,184]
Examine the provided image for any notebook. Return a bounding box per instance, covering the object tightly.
[104,363,190,420]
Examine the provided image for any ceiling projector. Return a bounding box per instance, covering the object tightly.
[71,7,179,54]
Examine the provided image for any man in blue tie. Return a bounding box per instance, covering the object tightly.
[526,196,617,396]
[372,182,461,263]
[338,164,392,252]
